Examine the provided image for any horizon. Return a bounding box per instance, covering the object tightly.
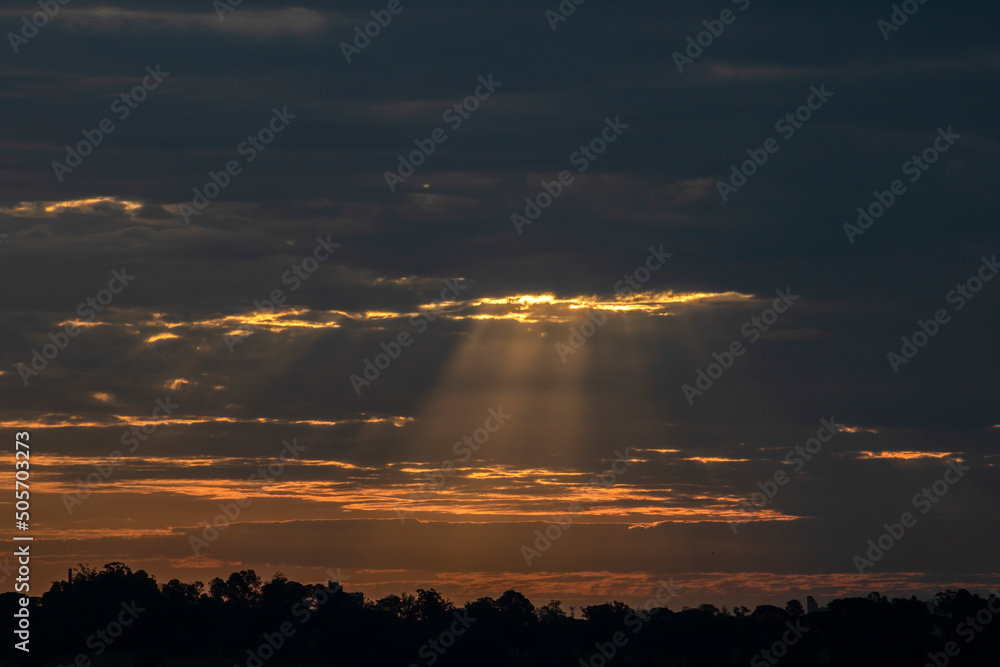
[21,560,996,615]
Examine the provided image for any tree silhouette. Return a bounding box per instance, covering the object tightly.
[785,598,805,617]
[5,561,998,667]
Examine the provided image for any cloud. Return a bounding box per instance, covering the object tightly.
[0,196,143,218]
[2,0,999,605]
[52,7,328,35]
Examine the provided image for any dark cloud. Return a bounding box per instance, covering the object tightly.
[1,0,998,606]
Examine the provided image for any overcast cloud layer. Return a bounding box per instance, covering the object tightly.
[1,0,998,609]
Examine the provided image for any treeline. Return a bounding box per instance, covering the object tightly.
[2,562,999,666]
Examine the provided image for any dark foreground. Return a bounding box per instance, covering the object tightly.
[3,563,998,666]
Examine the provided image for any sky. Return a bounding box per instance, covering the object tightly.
[1,0,999,611]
